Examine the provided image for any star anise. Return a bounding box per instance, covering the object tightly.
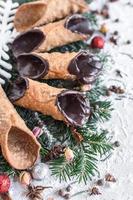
[90,187,101,196]
[26,185,52,200]
[44,145,65,161]
[109,85,125,94]
[105,174,116,182]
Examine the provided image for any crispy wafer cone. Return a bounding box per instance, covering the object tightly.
[12,14,93,57]
[0,85,40,170]
[35,16,89,52]
[16,52,77,80]
[8,78,90,127]
[16,51,103,84]
[14,0,88,32]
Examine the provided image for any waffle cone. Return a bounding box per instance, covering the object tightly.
[8,78,91,127]
[35,52,77,79]
[0,86,40,170]
[36,19,87,52]
[13,78,65,121]
[14,0,88,32]
[12,15,92,57]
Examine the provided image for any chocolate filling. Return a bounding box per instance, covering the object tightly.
[12,30,45,57]
[57,90,90,127]
[65,14,93,35]
[68,51,103,84]
[16,54,49,79]
[8,77,28,102]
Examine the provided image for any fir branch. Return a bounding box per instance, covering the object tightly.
[73,145,98,183]
[91,100,113,123]
[87,80,107,102]
[13,0,35,3]
[50,41,88,53]
[40,146,49,158]
[85,130,113,156]
[50,156,73,182]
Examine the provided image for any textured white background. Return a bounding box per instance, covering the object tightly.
[10,0,133,199]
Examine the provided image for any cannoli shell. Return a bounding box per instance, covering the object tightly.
[0,85,40,170]
[36,19,87,52]
[12,15,92,57]
[13,78,65,121]
[34,52,78,80]
[14,0,88,32]
[8,78,91,127]
[16,51,103,85]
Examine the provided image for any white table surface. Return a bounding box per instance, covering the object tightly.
[10,0,133,199]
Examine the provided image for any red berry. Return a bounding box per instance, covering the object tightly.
[91,36,105,49]
[0,175,10,193]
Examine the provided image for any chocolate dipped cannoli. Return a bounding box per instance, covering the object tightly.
[8,78,90,127]
[16,51,103,84]
[12,14,93,57]
[0,86,40,170]
[14,0,88,32]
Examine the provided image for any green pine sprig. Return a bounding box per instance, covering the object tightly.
[73,146,98,183]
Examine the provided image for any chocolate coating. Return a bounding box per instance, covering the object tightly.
[68,51,103,84]
[57,90,90,127]
[12,30,45,57]
[8,77,28,102]
[16,54,49,79]
[65,14,93,35]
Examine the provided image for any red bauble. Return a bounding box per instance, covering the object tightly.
[91,36,105,49]
[0,175,10,193]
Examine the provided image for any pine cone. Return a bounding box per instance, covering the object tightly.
[44,145,65,161]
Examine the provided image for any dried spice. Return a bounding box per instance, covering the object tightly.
[66,185,72,192]
[90,187,101,195]
[58,189,66,197]
[113,31,118,35]
[96,179,104,186]
[105,174,116,182]
[115,70,123,78]
[44,145,65,161]
[108,85,125,94]
[114,18,119,23]
[126,40,131,44]
[26,185,52,200]
[100,5,109,18]
[113,141,120,147]
[110,36,118,45]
